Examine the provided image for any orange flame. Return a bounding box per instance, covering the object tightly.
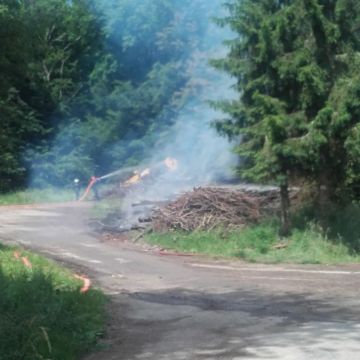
[22,256,32,269]
[123,168,151,186]
[74,274,91,293]
[124,172,141,186]
[122,158,177,187]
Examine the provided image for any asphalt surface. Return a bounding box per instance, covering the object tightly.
[0,203,360,359]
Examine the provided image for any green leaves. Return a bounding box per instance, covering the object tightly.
[1,0,212,189]
[0,0,104,190]
[214,0,360,203]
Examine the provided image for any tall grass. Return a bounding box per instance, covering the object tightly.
[0,188,75,205]
[292,202,360,252]
[0,245,105,360]
[147,221,360,264]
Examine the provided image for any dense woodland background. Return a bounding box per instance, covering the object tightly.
[214,0,360,233]
[0,0,217,191]
[2,0,360,235]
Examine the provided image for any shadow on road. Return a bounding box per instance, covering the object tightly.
[90,287,360,359]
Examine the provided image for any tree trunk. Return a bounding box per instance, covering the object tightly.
[315,171,334,224]
[279,182,291,237]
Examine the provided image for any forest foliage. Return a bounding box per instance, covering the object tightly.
[2,0,360,233]
[213,0,360,232]
[0,0,213,191]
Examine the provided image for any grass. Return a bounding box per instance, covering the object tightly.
[0,244,106,360]
[146,222,360,264]
[0,188,75,206]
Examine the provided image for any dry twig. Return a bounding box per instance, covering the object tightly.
[152,187,282,232]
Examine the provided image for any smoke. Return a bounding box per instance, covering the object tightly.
[27,0,237,195]
[108,1,238,232]
[125,1,237,201]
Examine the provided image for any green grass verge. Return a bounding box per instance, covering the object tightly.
[146,222,360,264]
[0,244,106,360]
[0,188,75,206]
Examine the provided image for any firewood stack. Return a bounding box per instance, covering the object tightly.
[152,187,283,232]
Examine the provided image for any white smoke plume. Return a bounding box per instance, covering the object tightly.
[123,2,237,202]
[27,0,237,199]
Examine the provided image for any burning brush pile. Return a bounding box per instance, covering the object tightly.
[151,187,282,232]
[99,157,179,199]
[93,158,295,235]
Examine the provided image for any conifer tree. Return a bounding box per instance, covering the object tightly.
[214,0,360,232]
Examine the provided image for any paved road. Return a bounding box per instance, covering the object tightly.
[1,203,360,359]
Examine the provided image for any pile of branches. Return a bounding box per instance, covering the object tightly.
[152,187,282,232]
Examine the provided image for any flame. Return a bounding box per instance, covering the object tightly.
[122,158,177,187]
[164,157,178,171]
[123,168,151,187]
[124,172,141,186]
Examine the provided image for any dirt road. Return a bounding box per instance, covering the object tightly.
[0,204,360,359]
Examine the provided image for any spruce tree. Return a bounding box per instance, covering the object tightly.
[214,0,360,232]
